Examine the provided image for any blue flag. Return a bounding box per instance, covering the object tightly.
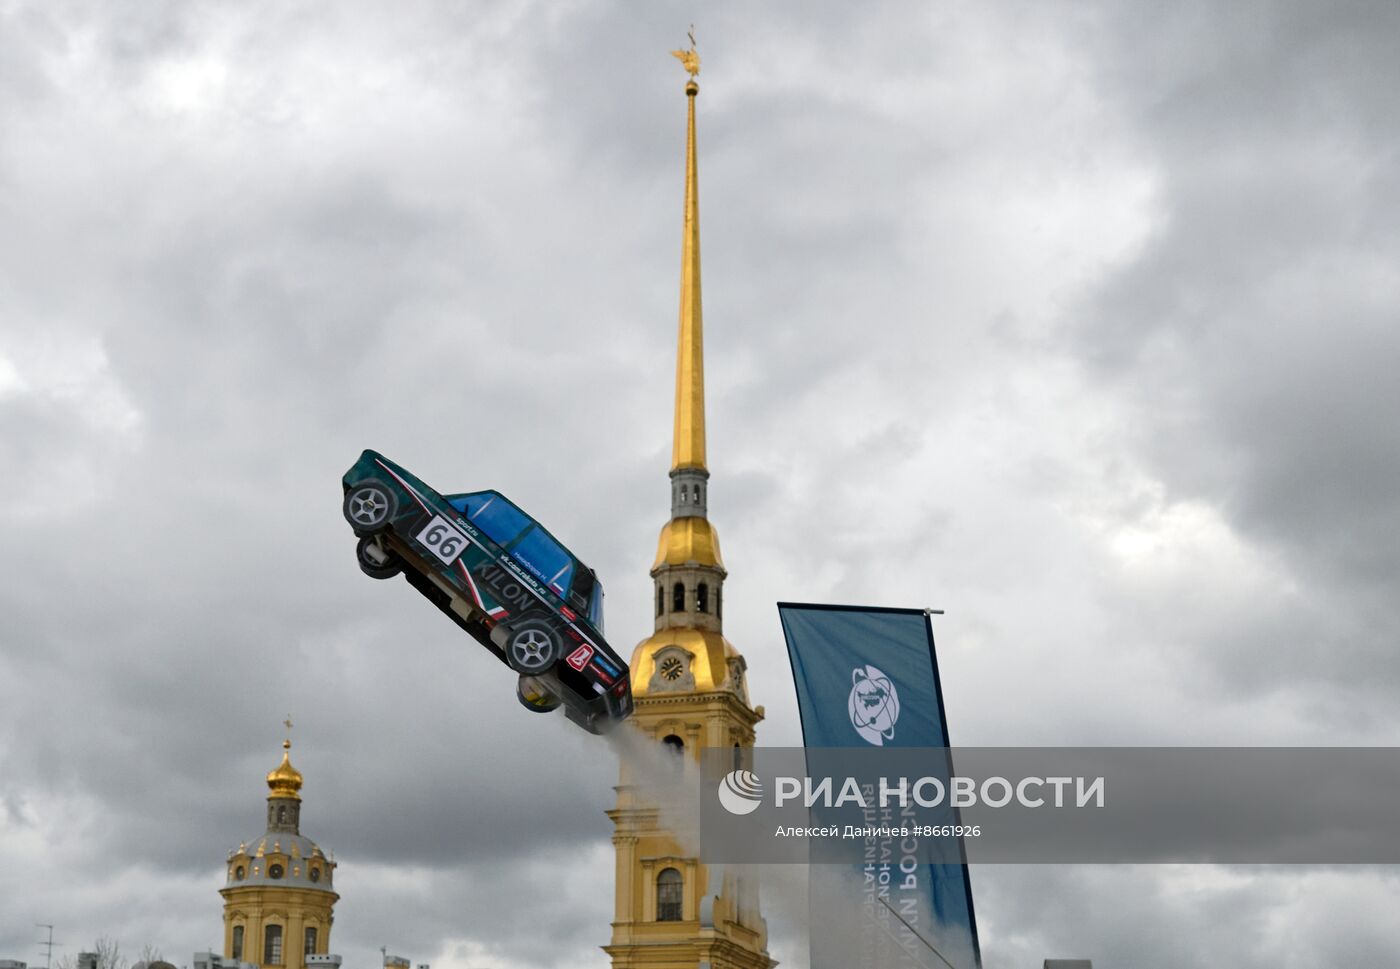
[778,602,981,969]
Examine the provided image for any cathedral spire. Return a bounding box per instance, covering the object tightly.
[633,34,737,694]
[609,43,772,969]
[610,47,771,969]
[671,42,706,475]
[661,33,718,539]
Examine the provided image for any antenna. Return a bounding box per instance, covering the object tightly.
[35,924,59,969]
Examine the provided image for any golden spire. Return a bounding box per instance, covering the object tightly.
[671,27,706,472]
[266,717,303,801]
[630,33,736,699]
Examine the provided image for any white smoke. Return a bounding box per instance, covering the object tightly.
[603,722,703,853]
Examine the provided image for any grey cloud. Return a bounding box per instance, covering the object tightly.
[1061,1,1400,696]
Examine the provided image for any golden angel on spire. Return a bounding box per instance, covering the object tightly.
[671,25,699,77]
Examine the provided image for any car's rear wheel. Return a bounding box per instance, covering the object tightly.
[516,675,562,714]
[356,535,402,580]
[343,481,396,534]
[502,619,562,675]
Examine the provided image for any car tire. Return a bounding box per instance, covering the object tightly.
[356,535,402,580]
[516,675,562,714]
[344,481,397,534]
[503,618,562,675]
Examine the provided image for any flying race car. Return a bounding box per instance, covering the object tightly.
[341,449,633,733]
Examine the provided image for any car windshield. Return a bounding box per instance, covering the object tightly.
[588,580,605,632]
[449,492,530,546]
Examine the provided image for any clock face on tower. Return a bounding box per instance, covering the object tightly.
[649,647,696,692]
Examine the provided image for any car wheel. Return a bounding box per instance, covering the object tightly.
[516,675,562,714]
[504,619,561,675]
[344,481,397,534]
[356,535,402,580]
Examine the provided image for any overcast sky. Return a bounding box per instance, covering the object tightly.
[3,1,1399,967]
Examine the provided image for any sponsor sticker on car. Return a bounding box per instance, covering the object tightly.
[566,644,594,671]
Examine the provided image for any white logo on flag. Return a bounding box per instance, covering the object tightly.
[848,665,899,746]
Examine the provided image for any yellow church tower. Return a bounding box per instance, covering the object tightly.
[221,730,338,969]
[605,39,776,969]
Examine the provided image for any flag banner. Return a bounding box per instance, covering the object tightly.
[778,602,981,969]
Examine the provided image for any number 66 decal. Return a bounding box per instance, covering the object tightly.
[416,515,470,565]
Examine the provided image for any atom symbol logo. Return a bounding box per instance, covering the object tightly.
[848,664,900,746]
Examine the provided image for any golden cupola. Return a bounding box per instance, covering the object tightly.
[266,740,304,801]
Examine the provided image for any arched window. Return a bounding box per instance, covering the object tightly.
[304,927,317,956]
[657,867,683,921]
[662,734,685,755]
[693,483,701,503]
[231,926,244,961]
[657,584,664,616]
[264,925,283,966]
[696,582,708,613]
[673,582,685,612]
[277,806,286,824]
[716,587,722,619]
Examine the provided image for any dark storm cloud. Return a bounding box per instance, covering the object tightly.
[1064,0,1400,694]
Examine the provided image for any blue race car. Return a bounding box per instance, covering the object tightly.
[342,449,633,733]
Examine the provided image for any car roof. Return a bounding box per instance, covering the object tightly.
[447,489,597,578]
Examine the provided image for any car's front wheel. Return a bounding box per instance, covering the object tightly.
[343,481,396,534]
[356,535,402,580]
[502,619,562,675]
[516,675,562,714]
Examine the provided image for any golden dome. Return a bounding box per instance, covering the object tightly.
[266,740,303,801]
[630,627,740,696]
[652,516,725,571]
